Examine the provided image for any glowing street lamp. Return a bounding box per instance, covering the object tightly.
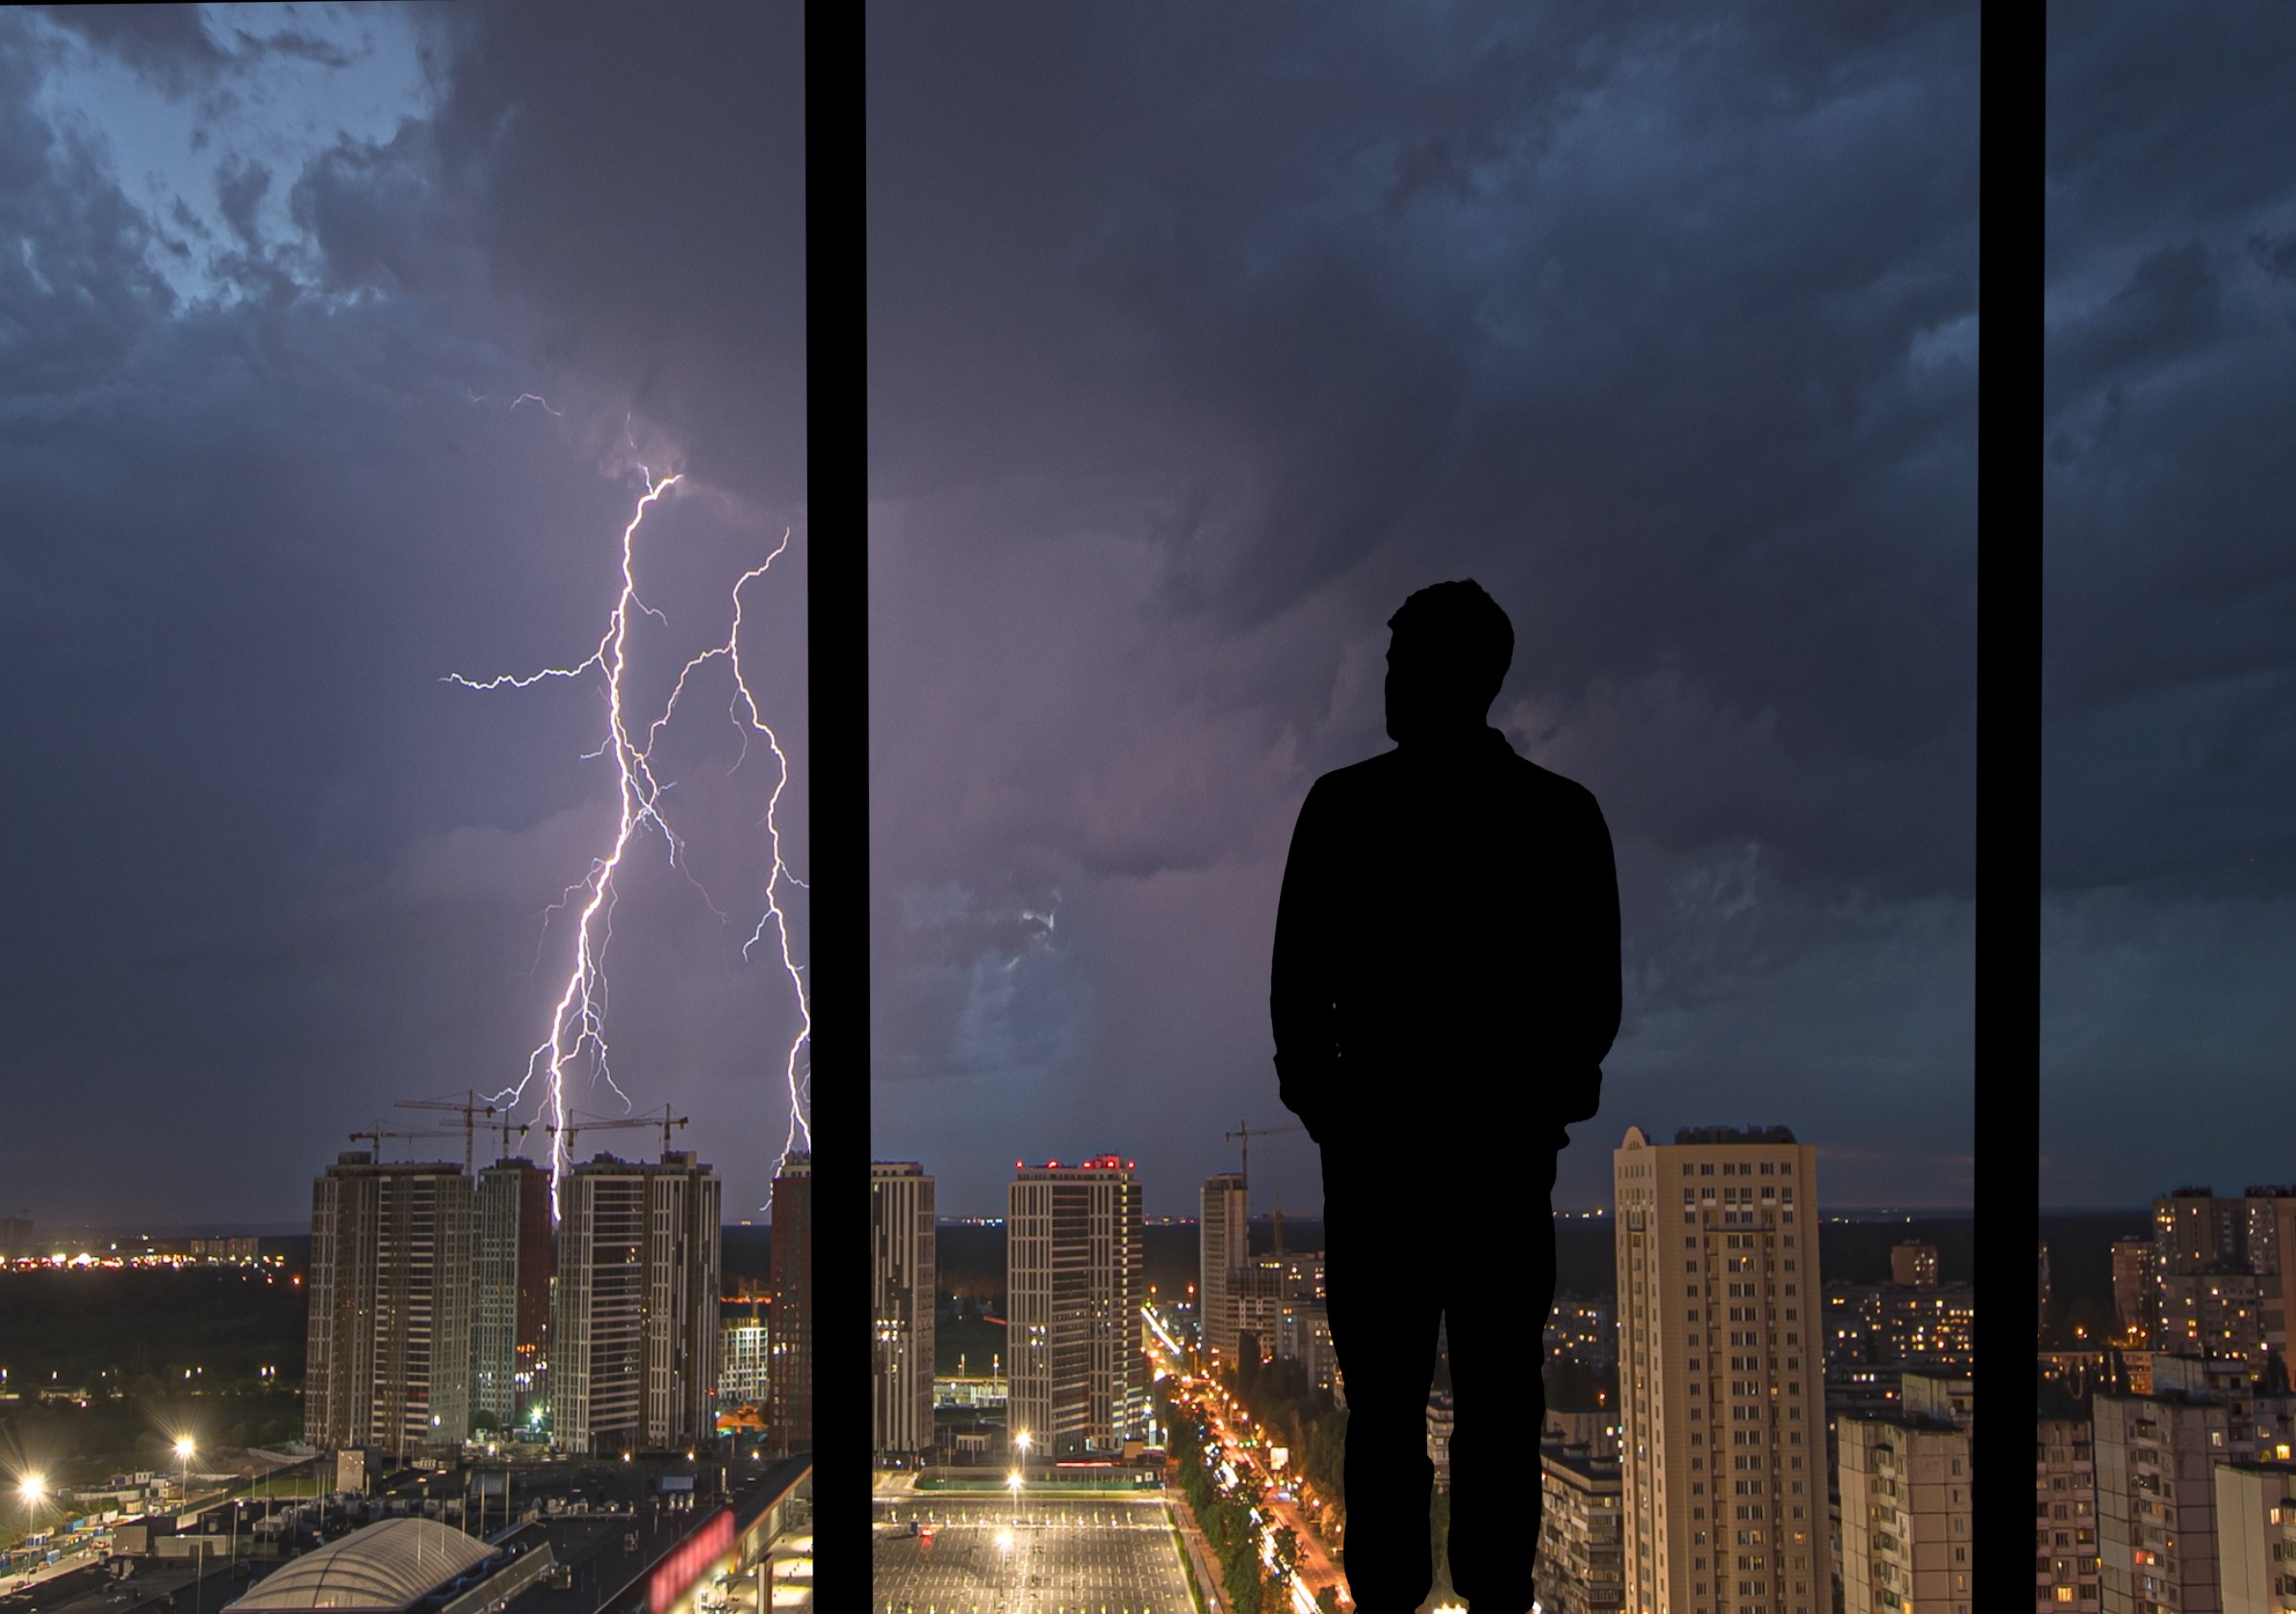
[175,1436,196,1507]
[17,1473,44,1507]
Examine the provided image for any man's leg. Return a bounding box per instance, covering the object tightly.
[1323,1141,1443,1613]
[1443,1152,1558,1613]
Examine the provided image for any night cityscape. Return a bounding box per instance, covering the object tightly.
[870,1135,1974,1614]
[13,0,2296,1610]
[865,6,1977,1613]
[1,8,815,1614]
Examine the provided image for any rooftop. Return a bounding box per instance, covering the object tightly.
[222,1519,493,1613]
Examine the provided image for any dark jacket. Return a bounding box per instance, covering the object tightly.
[1270,726,1621,1148]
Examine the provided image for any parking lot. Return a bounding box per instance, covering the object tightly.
[871,1497,1190,1614]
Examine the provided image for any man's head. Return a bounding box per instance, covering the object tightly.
[1385,579,1513,744]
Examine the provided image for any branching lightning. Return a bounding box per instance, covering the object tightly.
[448,455,809,1217]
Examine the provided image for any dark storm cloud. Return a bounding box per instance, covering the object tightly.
[868,4,1977,1214]
[2041,6,2296,1203]
[423,2,806,511]
[0,5,805,1222]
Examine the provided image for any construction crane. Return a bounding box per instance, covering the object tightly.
[346,1125,463,1164]
[1224,1118,1305,1188]
[547,1105,690,1163]
[394,1091,504,1175]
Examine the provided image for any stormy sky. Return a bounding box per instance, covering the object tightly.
[2041,9,2296,1208]
[0,4,807,1226]
[866,7,1978,1217]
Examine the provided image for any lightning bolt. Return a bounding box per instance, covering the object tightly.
[448,457,809,1217]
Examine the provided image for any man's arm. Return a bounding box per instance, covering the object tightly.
[1271,779,1341,1141]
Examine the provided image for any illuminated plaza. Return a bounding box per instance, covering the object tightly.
[872,1495,1193,1614]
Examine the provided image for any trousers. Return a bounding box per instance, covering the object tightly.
[1321,1138,1559,1614]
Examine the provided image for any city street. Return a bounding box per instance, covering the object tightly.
[1148,1330,1352,1613]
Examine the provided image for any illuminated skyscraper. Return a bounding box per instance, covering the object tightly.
[1008,1155,1148,1458]
[770,1150,813,1454]
[472,1158,553,1431]
[306,1152,475,1458]
[1199,1173,1247,1369]
[872,1162,935,1464]
[1613,1124,1829,1614]
[552,1150,720,1454]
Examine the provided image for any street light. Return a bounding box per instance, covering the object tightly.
[175,1437,196,1513]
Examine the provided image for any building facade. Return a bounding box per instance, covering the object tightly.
[1613,1123,1828,1614]
[871,1162,935,1464]
[1836,1411,1973,1614]
[1822,1283,1977,1373]
[2093,1361,2296,1614]
[2151,1188,2296,1370]
[1008,1155,1148,1458]
[305,1153,475,1457]
[1889,1243,1939,1289]
[472,1159,552,1432]
[2038,1411,2101,1611]
[1538,1445,1626,1614]
[2213,1461,2296,1614]
[770,1151,813,1454]
[551,1150,720,1454]
[2113,1238,2155,1345]
[720,1300,769,1409]
[1199,1174,1248,1371]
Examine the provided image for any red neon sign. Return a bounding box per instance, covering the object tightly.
[649,1507,734,1614]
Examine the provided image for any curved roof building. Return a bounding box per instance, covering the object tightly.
[225,1520,495,1613]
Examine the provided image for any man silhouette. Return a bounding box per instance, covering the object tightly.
[1271,580,1620,1614]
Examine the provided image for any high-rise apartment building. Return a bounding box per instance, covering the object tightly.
[1822,1282,1977,1372]
[2156,1270,2268,1367]
[871,1162,935,1464]
[1008,1155,1148,1458]
[1199,1174,1248,1370]
[770,1150,813,1454]
[2213,1461,2296,1614]
[1537,1445,1625,1614]
[2094,1356,2296,1614]
[2037,1407,2100,1611]
[2151,1187,2296,1368]
[551,1150,720,1454]
[1613,1124,1828,1614]
[306,1152,475,1458]
[1889,1243,1939,1289]
[2112,1237,2155,1345]
[1836,1406,1973,1614]
[472,1158,552,1432]
[720,1296,768,1409]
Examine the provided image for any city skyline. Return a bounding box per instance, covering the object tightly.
[873,1125,1981,1222]
[0,7,808,1225]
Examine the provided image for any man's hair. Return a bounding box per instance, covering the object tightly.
[1388,579,1514,705]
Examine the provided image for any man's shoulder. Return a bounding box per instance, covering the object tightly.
[1309,751,1404,795]
[1507,753,1603,815]
[1308,746,1605,815]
